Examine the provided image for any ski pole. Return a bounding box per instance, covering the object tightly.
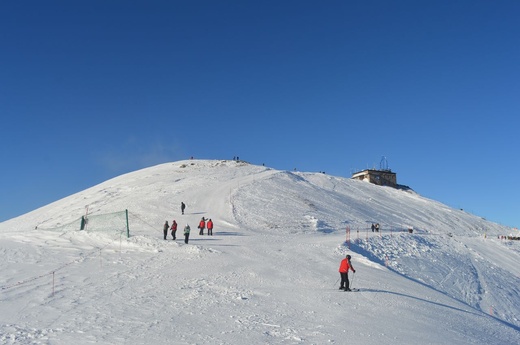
[350,272,355,290]
[333,277,340,288]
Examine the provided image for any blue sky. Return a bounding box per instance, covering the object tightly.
[1,1,518,228]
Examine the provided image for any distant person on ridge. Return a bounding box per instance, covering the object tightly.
[171,220,178,240]
[184,224,191,244]
[339,255,356,291]
[163,221,169,240]
[371,223,375,232]
[207,219,214,236]
[181,202,186,215]
[198,217,206,235]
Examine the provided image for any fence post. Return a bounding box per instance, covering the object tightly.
[84,205,89,231]
[125,209,130,238]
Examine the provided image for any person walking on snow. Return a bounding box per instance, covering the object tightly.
[163,221,169,240]
[170,220,178,240]
[184,224,191,244]
[207,219,214,236]
[339,255,356,291]
[181,202,186,215]
[198,217,206,235]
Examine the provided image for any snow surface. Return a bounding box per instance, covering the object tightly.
[1,159,519,345]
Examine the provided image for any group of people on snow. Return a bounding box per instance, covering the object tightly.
[165,202,359,291]
[198,217,214,235]
[163,218,213,244]
[162,202,214,244]
[371,223,380,232]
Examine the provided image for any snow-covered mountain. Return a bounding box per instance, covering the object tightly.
[1,159,519,344]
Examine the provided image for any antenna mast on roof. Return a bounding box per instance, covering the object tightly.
[380,156,389,171]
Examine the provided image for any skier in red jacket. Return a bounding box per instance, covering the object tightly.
[170,220,178,240]
[207,219,214,236]
[339,255,356,291]
[198,218,206,235]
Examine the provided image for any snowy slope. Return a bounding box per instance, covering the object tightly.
[1,159,519,344]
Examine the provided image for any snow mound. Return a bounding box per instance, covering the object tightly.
[1,159,519,344]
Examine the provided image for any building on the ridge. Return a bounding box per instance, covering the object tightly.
[351,156,409,190]
[351,168,397,187]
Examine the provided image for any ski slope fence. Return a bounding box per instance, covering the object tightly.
[38,209,130,238]
[2,210,131,294]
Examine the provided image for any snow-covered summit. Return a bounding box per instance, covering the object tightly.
[1,159,519,344]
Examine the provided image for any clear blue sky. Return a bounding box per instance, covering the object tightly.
[1,1,518,228]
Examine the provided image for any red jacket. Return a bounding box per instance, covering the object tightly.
[171,221,177,231]
[207,220,213,229]
[199,220,205,229]
[339,258,355,273]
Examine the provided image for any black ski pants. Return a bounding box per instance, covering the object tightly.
[340,272,350,289]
